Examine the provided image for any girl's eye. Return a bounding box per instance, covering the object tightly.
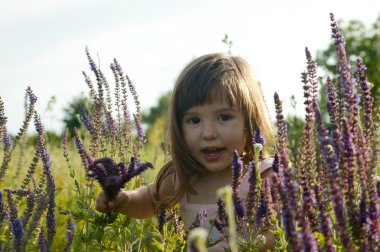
[188,117,200,124]
[218,114,232,121]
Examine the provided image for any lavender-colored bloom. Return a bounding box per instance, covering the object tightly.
[10,218,24,252]
[253,126,266,146]
[25,194,47,241]
[245,161,258,219]
[5,189,24,251]
[79,104,95,134]
[0,97,7,130]
[274,92,288,150]
[38,228,45,252]
[63,218,75,252]
[34,113,56,251]
[368,182,379,250]
[0,190,4,224]
[73,127,95,169]
[2,134,12,149]
[126,75,141,117]
[190,209,208,229]
[305,47,318,98]
[21,190,35,227]
[86,47,104,102]
[271,154,280,173]
[88,156,152,200]
[300,209,318,252]
[315,184,334,252]
[133,113,145,149]
[256,178,273,230]
[280,191,302,252]
[82,71,97,100]
[340,118,357,232]
[45,201,56,251]
[314,100,354,251]
[231,150,244,220]
[214,199,227,235]
[26,86,37,104]
[105,110,118,138]
[158,207,166,232]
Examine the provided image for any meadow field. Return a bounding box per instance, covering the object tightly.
[1,13,380,252]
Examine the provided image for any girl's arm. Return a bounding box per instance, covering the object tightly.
[95,173,176,218]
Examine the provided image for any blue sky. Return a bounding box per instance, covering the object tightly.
[1,0,379,134]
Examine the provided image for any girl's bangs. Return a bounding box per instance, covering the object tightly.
[176,72,241,120]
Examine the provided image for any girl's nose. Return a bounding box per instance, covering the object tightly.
[202,123,217,140]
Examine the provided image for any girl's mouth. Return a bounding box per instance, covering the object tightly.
[202,148,224,161]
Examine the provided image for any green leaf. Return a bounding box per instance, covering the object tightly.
[152,238,165,251]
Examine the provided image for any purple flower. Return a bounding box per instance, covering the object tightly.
[271,154,280,173]
[25,194,47,241]
[256,178,273,230]
[63,218,75,252]
[1,133,12,149]
[73,127,95,168]
[133,114,145,149]
[214,199,227,235]
[300,210,318,252]
[368,183,379,250]
[0,190,4,224]
[315,184,334,252]
[190,209,208,229]
[253,126,266,146]
[21,190,35,227]
[274,92,288,150]
[79,104,95,134]
[38,228,45,252]
[245,161,258,220]
[231,150,244,220]
[10,218,24,252]
[158,207,167,232]
[88,156,153,201]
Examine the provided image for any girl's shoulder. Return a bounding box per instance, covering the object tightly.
[259,157,273,174]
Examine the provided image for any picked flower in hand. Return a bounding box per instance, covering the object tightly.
[88,157,153,200]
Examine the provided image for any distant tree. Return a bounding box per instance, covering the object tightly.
[316,15,380,108]
[62,92,92,137]
[142,91,171,127]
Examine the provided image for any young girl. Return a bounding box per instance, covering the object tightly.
[95,53,276,251]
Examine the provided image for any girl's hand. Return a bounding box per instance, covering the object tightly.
[95,190,130,214]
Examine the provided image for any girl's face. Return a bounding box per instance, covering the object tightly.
[182,100,246,173]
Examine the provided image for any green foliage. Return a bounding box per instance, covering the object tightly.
[285,95,304,165]
[142,91,171,127]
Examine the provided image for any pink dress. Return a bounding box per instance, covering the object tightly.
[179,158,273,250]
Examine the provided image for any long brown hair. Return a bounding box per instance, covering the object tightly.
[153,53,275,209]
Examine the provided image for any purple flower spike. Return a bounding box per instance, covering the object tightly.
[231,150,244,220]
[63,218,75,252]
[73,127,95,167]
[79,105,95,134]
[10,218,24,251]
[88,157,153,201]
[0,190,4,224]
[158,207,167,232]
[271,154,280,173]
[253,126,266,146]
[191,209,208,229]
[215,199,227,235]
[274,92,288,150]
[26,86,38,104]
[2,134,12,149]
